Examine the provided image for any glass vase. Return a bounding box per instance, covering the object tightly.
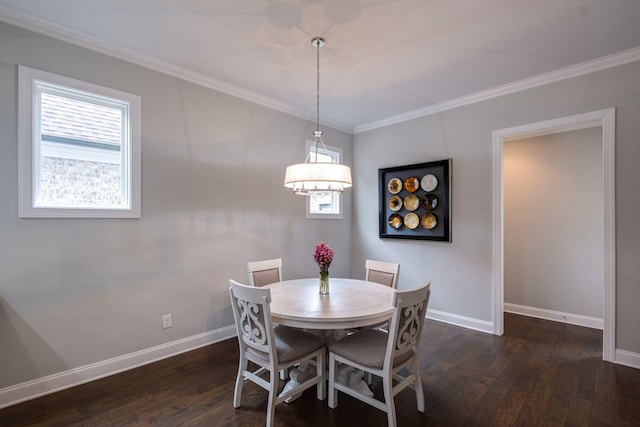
[319,270,329,295]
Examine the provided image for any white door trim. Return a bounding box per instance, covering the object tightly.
[492,108,616,362]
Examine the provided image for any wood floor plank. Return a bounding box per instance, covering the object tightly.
[1,314,639,426]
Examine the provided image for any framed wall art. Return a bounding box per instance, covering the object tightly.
[378,159,451,241]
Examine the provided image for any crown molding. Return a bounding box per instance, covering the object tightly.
[354,46,640,134]
[0,6,354,134]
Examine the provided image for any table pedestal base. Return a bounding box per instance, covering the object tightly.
[277,328,380,403]
[280,362,373,403]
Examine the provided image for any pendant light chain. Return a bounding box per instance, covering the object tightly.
[316,38,320,134]
[311,37,327,163]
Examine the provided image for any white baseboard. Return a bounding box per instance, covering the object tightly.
[504,303,603,330]
[0,325,236,409]
[426,308,493,334]
[428,307,639,370]
[615,350,640,369]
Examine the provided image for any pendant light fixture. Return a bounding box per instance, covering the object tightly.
[284,37,352,195]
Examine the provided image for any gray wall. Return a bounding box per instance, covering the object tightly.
[504,128,603,318]
[0,22,353,388]
[353,60,640,354]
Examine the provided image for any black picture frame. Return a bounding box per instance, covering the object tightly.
[378,159,451,241]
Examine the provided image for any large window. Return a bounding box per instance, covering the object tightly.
[19,66,141,218]
[306,142,344,219]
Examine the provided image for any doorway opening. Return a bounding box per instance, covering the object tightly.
[492,109,616,361]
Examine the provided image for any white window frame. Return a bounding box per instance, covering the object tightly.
[18,66,141,218]
[305,141,344,219]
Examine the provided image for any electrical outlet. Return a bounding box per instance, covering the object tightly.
[162,314,172,329]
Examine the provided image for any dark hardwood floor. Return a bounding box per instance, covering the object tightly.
[2,313,639,426]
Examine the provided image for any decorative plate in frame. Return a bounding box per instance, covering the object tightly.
[388,214,403,229]
[421,194,438,210]
[404,213,419,229]
[388,195,403,212]
[404,194,419,211]
[421,174,438,192]
[421,212,437,230]
[403,177,420,193]
[387,177,402,194]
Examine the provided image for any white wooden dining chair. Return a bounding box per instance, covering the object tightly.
[328,283,431,427]
[365,259,400,288]
[247,258,283,287]
[360,259,401,342]
[229,280,326,427]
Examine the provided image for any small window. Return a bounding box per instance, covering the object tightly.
[306,142,344,219]
[18,66,141,218]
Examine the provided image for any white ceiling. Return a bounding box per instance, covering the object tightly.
[1,0,640,133]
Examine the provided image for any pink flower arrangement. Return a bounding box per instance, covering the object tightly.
[313,241,334,273]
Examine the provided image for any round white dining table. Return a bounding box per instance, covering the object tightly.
[265,277,395,330]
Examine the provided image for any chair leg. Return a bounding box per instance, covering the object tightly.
[412,356,425,412]
[317,350,326,400]
[266,370,279,427]
[382,373,397,427]
[328,353,337,409]
[233,354,248,408]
